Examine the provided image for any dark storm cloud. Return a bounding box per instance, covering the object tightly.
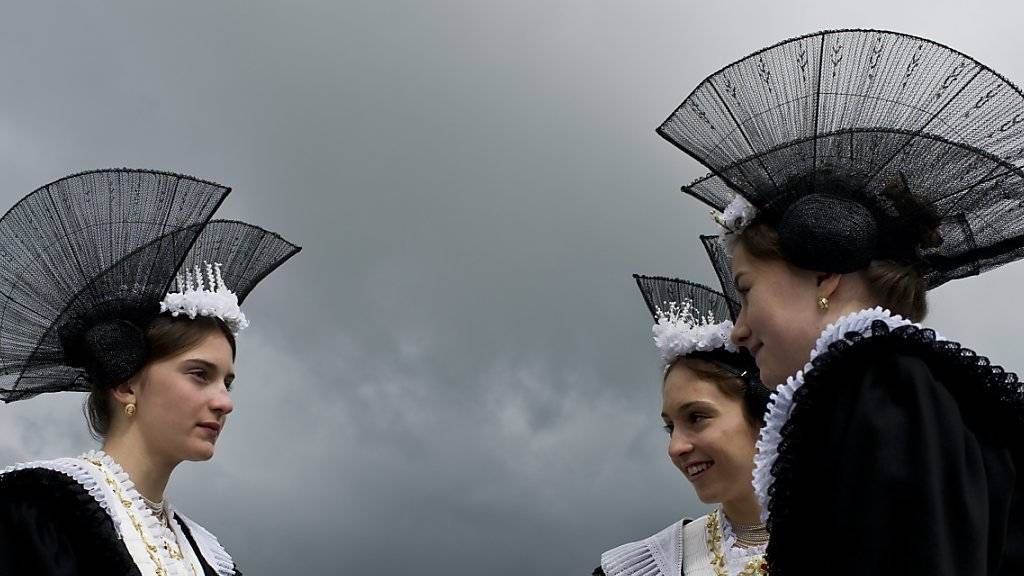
[0,1,1022,573]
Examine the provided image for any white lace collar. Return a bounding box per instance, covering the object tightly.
[0,451,236,576]
[751,307,924,521]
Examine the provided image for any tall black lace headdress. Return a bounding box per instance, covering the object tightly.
[634,236,770,416]
[658,29,1024,285]
[0,169,300,402]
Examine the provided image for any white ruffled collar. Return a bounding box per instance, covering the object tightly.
[79,450,207,575]
[0,452,236,576]
[751,307,925,521]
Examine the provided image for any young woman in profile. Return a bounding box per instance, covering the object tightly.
[595,274,770,576]
[657,29,1024,575]
[0,169,299,575]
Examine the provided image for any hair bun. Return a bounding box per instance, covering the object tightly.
[776,193,878,273]
[62,320,147,388]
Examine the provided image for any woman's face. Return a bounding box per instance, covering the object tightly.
[729,242,826,388]
[662,362,758,506]
[133,331,235,464]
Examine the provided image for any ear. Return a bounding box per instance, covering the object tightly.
[815,272,842,299]
[110,375,139,407]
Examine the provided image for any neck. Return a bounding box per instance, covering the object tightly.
[101,435,176,503]
[721,490,762,527]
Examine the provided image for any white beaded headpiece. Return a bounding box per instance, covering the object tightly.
[159,262,249,334]
[652,300,737,365]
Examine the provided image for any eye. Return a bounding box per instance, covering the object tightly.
[225,379,235,392]
[662,422,674,434]
[188,369,208,382]
[689,413,709,425]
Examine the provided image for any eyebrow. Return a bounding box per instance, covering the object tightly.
[662,400,716,418]
[182,358,235,380]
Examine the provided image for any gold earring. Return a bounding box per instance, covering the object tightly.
[125,403,136,417]
[817,296,830,311]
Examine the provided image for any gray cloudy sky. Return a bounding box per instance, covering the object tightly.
[0,1,1022,574]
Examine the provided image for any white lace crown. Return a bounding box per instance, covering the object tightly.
[712,194,758,233]
[652,300,736,365]
[159,262,249,334]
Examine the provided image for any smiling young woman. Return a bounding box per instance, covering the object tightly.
[0,170,299,576]
[595,276,771,576]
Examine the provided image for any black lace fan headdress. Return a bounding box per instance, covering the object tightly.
[0,169,301,402]
[658,29,1024,287]
[634,236,770,418]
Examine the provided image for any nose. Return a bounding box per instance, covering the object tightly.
[210,384,234,417]
[668,429,694,461]
[731,308,751,349]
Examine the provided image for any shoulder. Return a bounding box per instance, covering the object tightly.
[600,518,686,576]
[0,462,94,506]
[807,320,1023,435]
[0,461,136,572]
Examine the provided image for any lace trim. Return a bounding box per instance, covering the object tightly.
[80,449,197,574]
[751,307,912,521]
[0,453,236,575]
[176,511,237,576]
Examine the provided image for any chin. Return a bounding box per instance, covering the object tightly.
[693,487,720,505]
[185,441,217,462]
[758,363,786,389]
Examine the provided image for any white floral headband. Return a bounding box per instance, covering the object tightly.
[652,300,737,365]
[159,262,249,334]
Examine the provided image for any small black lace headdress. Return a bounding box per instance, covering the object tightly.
[658,29,1024,287]
[633,272,770,420]
[0,170,300,402]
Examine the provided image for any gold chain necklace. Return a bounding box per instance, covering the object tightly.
[706,509,768,576]
[85,456,197,576]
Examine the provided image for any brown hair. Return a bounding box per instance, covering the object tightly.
[736,221,928,321]
[85,316,236,439]
[665,356,763,427]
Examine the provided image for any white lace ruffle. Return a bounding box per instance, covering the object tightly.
[81,450,202,575]
[751,307,929,521]
[0,452,234,575]
[176,511,237,576]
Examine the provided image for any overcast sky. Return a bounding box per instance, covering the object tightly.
[0,1,1022,574]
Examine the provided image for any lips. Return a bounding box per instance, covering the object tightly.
[197,422,222,433]
[684,460,714,479]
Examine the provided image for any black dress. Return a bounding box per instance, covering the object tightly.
[0,467,242,576]
[760,317,1024,576]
